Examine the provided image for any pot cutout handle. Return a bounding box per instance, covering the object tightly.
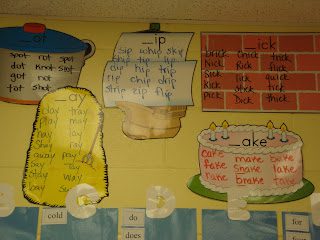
[82,39,96,60]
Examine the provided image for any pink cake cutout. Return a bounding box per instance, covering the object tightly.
[198,125,303,196]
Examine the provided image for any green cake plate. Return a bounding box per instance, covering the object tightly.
[187,174,314,203]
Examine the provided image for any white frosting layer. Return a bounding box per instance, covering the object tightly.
[200,176,304,197]
[198,125,303,154]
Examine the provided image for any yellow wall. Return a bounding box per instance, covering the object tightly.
[0,15,320,239]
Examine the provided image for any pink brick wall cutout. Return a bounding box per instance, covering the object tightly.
[201,32,320,112]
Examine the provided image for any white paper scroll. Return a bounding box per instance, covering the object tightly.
[113,33,193,62]
[103,61,195,107]
[103,32,196,107]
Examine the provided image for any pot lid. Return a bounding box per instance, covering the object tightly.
[0,23,87,53]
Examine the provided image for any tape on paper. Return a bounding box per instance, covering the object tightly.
[146,186,175,219]
[227,187,250,221]
[65,183,99,219]
[0,183,15,217]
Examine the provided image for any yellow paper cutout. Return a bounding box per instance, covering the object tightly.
[23,87,108,206]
